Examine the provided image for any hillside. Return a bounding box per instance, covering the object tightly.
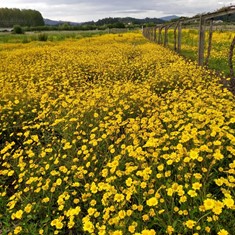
[44,16,165,27]
[160,15,180,21]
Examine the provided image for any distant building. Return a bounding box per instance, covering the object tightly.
[213,20,223,24]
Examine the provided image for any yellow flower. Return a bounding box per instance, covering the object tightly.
[42,197,50,203]
[68,220,75,229]
[185,219,196,229]
[142,214,149,221]
[55,178,62,186]
[213,150,224,160]
[189,150,199,160]
[217,229,229,235]
[223,198,234,208]
[188,190,197,197]
[113,231,123,235]
[204,198,215,210]
[166,225,174,234]
[205,226,211,233]
[24,203,32,213]
[114,193,124,202]
[118,210,126,219]
[125,177,133,187]
[15,210,23,219]
[146,197,158,206]
[141,229,156,235]
[128,225,136,233]
[83,221,94,233]
[140,182,147,189]
[63,142,72,150]
[192,182,202,190]
[14,226,22,234]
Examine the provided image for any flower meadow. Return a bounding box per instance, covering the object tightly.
[1,32,235,235]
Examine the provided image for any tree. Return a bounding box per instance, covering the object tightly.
[0,8,45,27]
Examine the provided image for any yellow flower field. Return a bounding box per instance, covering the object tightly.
[0,32,235,235]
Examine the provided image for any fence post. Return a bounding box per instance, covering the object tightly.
[174,22,179,51]
[164,26,167,47]
[178,22,182,53]
[229,36,235,78]
[153,26,157,42]
[158,27,162,44]
[205,20,213,66]
[198,15,205,66]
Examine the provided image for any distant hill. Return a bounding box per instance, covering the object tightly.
[44,16,165,27]
[160,15,180,21]
[95,17,165,25]
[44,18,81,26]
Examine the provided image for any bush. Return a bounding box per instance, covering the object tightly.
[13,25,24,34]
[38,33,48,41]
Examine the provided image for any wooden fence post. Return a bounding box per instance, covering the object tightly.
[158,27,163,44]
[205,20,213,66]
[174,22,179,51]
[164,26,168,47]
[178,22,182,53]
[153,26,157,42]
[198,15,205,66]
[146,28,149,40]
[229,36,235,78]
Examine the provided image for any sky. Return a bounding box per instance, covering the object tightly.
[0,0,235,23]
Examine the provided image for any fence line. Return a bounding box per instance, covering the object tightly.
[143,5,235,76]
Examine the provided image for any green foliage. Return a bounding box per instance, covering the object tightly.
[0,8,44,27]
[38,33,48,41]
[13,25,24,34]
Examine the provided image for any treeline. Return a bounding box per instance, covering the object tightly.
[35,17,165,32]
[95,17,164,26]
[0,8,44,27]
[215,13,235,22]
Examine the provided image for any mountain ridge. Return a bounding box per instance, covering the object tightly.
[44,16,179,26]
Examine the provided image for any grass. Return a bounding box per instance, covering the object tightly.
[0,30,110,44]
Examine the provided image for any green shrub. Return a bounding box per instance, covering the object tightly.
[38,33,48,41]
[13,25,24,34]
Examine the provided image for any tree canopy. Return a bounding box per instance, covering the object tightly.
[0,8,44,27]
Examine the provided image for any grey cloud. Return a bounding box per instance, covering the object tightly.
[1,0,234,22]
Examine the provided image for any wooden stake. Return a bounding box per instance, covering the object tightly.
[153,26,157,42]
[198,15,205,66]
[205,20,213,66]
[178,22,182,53]
[158,27,163,44]
[174,22,179,52]
[229,36,235,78]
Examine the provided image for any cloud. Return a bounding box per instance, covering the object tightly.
[1,0,234,22]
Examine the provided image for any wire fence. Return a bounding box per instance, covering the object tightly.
[143,5,235,79]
